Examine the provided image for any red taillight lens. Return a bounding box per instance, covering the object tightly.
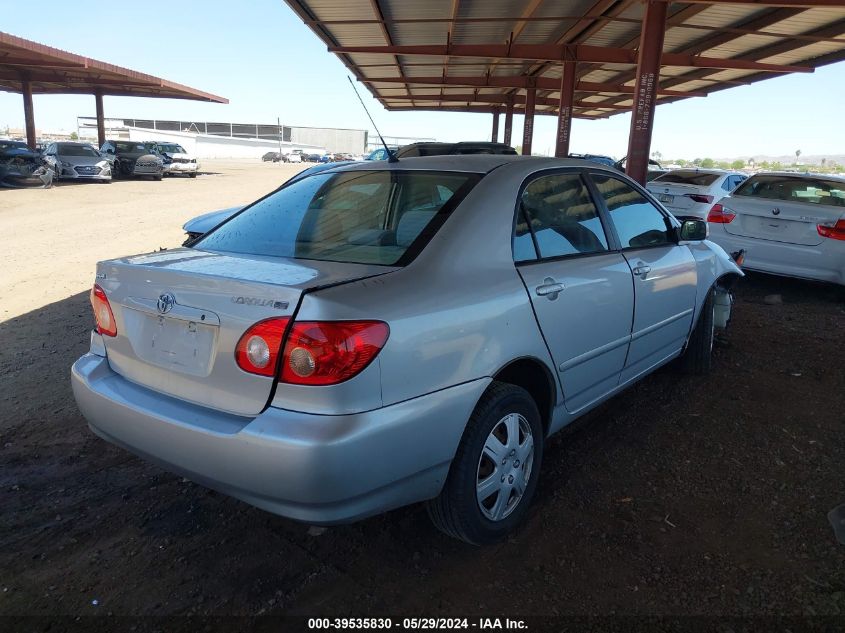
[235,317,290,376]
[90,284,117,337]
[817,219,845,241]
[707,203,736,224]
[685,193,714,204]
[281,321,389,385]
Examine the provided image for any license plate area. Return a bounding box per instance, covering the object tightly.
[659,194,674,204]
[123,308,218,377]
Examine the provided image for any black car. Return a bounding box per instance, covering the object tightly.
[395,141,517,158]
[100,140,164,180]
[261,151,282,162]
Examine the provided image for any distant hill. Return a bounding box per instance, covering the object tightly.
[715,154,845,166]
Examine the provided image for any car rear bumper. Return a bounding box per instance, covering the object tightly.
[71,348,488,524]
[708,227,845,285]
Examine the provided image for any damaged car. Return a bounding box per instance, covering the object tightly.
[0,140,52,188]
[100,140,163,180]
[153,142,200,178]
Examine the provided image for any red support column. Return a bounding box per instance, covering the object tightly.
[522,86,536,156]
[554,60,576,157]
[503,99,514,146]
[625,0,668,184]
[491,108,500,143]
[21,76,36,150]
[95,91,106,148]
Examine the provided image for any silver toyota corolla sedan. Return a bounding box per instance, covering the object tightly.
[71,156,742,544]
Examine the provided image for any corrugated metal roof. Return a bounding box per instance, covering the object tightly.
[284,0,845,119]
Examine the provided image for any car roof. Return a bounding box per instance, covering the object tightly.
[754,171,845,182]
[330,154,619,175]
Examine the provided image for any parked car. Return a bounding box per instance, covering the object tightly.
[100,140,164,180]
[301,153,322,163]
[365,147,399,161]
[153,142,199,178]
[395,141,517,158]
[647,169,747,220]
[181,161,357,244]
[72,156,742,545]
[613,156,666,181]
[282,152,302,163]
[43,142,112,182]
[567,153,616,168]
[262,152,282,163]
[707,172,845,285]
[0,140,51,188]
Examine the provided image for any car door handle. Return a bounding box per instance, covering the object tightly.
[632,264,651,278]
[536,277,564,300]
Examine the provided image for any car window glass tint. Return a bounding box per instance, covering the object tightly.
[592,174,672,249]
[653,171,719,187]
[520,173,608,259]
[513,207,538,262]
[734,175,845,207]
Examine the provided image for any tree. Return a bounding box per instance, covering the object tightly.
[795,149,802,163]
[731,159,745,170]
[701,158,715,168]
[651,150,663,162]
[69,132,78,140]
[692,157,702,166]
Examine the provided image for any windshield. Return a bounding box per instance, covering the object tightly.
[0,141,29,152]
[57,144,100,157]
[157,144,186,154]
[734,175,845,207]
[196,170,480,266]
[652,171,720,186]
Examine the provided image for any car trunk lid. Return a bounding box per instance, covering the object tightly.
[96,248,396,416]
[647,182,710,210]
[721,195,843,246]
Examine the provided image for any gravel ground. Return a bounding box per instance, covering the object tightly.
[1,164,844,622]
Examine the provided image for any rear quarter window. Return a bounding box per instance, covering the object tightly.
[734,175,845,207]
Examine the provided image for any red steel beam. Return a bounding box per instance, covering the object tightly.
[626,0,668,185]
[491,108,500,142]
[386,104,608,120]
[383,93,633,109]
[667,0,845,6]
[95,90,106,148]
[330,44,813,73]
[555,61,576,157]
[504,100,514,145]
[362,75,706,97]
[523,87,536,155]
[21,75,36,149]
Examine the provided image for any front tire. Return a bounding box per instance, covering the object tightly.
[427,381,543,545]
[681,288,715,375]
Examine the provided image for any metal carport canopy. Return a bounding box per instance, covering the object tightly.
[0,31,227,150]
[283,0,845,183]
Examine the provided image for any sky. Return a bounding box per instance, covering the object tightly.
[2,0,844,160]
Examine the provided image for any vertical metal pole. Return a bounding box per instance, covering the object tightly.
[491,108,500,143]
[522,87,536,156]
[277,117,283,162]
[626,0,667,184]
[21,76,36,149]
[554,61,576,158]
[503,99,514,146]
[95,91,106,148]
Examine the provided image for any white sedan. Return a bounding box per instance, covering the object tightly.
[648,169,747,220]
[707,172,845,285]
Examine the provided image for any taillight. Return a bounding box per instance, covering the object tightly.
[235,317,290,376]
[707,203,736,224]
[685,193,714,204]
[90,284,117,337]
[281,321,389,386]
[817,219,845,241]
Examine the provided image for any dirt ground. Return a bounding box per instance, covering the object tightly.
[0,160,306,321]
[1,163,844,623]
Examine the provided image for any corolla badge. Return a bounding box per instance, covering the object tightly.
[157,292,176,314]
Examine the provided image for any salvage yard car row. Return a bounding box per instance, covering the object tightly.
[0,139,200,187]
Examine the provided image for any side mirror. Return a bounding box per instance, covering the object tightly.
[679,218,708,241]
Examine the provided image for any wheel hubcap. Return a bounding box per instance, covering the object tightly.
[476,413,534,522]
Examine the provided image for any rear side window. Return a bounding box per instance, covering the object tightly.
[734,175,845,207]
[196,170,479,266]
[518,173,609,259]
[591,174,672,249]
[652,171,720,186]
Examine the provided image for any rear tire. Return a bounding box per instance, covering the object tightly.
[681,288,715,375]
[426,381,543,545]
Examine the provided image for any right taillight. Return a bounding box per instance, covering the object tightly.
[817,219,845,241]
[281,321,389,386]
[707,203,736,224]
[90,284,117,337]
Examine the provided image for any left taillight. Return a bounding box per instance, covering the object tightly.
[685,193,714,204]
[235,317,291,376]
[90,284,117,337]
[817,219,845,241]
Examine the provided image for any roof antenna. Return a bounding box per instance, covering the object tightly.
[347,76,398,162]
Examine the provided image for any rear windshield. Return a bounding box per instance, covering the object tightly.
[652,171,720,186]
[734,175,845,207]
[157,144,186,154]
[196,170,480,266]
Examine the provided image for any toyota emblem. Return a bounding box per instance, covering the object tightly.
[772,207,781,215]
[157,292,176,314]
